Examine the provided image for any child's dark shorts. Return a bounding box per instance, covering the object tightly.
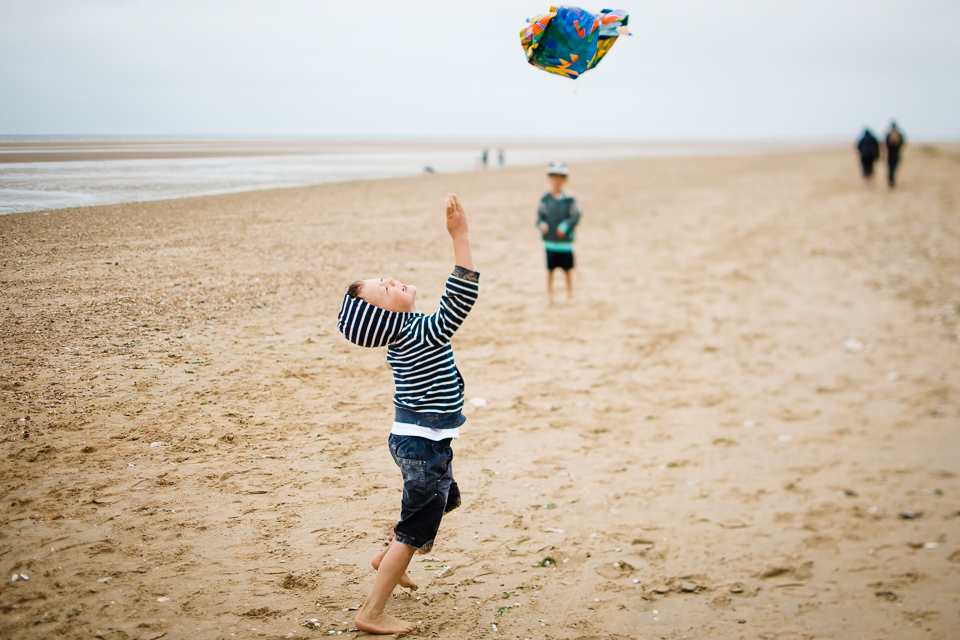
[546,249,574,271]
[388,434,461,553]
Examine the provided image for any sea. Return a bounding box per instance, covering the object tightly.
[0,137,829,215]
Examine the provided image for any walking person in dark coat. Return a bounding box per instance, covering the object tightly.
[857,129,881,188]
[884,122,906,188]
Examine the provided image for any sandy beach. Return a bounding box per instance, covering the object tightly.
[1,146,959,639]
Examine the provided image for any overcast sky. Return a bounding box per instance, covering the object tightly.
[1,0,958,140]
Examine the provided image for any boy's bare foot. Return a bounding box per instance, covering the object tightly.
[354,610,418,635]
[372,544,418,589]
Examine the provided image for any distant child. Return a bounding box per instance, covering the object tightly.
[336,194,479,635]
[537,161,582,304]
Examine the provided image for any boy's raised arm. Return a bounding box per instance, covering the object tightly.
[446,194,475,272]
[407,194,478,347]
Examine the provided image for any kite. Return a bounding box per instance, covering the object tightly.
[520,6,630,80]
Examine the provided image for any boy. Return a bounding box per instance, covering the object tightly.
[537,161,582,304]
[336,193,479,635]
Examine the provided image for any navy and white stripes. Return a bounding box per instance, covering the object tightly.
[337,267,480,417]
[337,294,410,348]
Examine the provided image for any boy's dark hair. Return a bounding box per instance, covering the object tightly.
[346,280,365,299]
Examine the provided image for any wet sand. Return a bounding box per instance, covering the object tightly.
[1,147,958,639]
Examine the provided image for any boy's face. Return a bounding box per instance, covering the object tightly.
[548,174,567,191]
[360,277,418,313]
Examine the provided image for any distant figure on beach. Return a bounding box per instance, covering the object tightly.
[856,129,881,188]
[537,162,581,305]
[337,194,479,635]
[884,121,906,188]
[498,149,505,167]
[482,149,489,169]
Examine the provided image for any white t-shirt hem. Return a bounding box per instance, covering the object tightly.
[391,421,460,440]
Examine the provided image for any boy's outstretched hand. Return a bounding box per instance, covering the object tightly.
[445,193,475,272]
[445,193,469,239]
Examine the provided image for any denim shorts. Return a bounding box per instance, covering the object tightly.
[388,434,461,553]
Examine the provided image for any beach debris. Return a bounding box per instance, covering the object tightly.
[778,435,793,442]
[44,513,64,521]
[876,590,898,601]
[887,371,901,381]
[263,455,275,459]
[924,542,938,549]
[11,574,18,582]
[760,567,791,579]
[535,556,556,567]
[544,503,557,510]
[97,577,112,583]
[544,527,565,534]
[150,441,170,448]
[633,578,640,584]
[728,582,745,594]
[899,510,923,519]
[742,420,756,428]
[157,597,169,602]
[844,337,867,353]
[843,489,859,497]
[469,397,487,407]
[436,565,454,578]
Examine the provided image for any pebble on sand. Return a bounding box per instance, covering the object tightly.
[844,337,867,353]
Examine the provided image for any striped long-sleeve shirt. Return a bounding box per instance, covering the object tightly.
[336,266,480,431]
[387,267,479,418]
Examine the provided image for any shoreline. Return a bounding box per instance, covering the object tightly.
[0,139,851,217]
[0,137,846,163]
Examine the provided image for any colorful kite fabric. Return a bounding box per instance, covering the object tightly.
[520,6,630,80]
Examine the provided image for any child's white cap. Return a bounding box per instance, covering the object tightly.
[546,161,569,176]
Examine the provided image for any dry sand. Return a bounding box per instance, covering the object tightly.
[1,147,959,640]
